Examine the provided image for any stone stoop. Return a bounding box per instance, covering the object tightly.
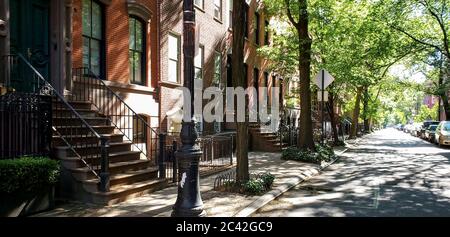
[249,122,288,152]
[52,99,167,205]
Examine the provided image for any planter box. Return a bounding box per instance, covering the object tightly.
[0,186,55,217]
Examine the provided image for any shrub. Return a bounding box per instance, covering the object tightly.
[0,157,60,195]
[218,172,276,196]
[282,144,336,164]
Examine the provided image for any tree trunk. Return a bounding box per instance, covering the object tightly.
[350,87,363,139]
[441,94,450,121]
[296,0,315,150]
[327,88,340,145]
[232,0,249,183]
[363,87,370,133]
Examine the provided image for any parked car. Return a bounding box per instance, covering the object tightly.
[404,124,413,133]
[411,123,422,137]
[420,121,440,139]
[424,124,438,142]
[434,121,450,146]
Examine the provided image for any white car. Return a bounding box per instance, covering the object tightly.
[434,121,450,146]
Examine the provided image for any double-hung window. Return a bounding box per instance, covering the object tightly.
[214,0,222,21]
[129,17,146,85]
[255,12,260,45]
[228,0,233,28]
[168,34,180,83]
[82,0,104,77]
[213,51,222,88]
[194,46,204,80]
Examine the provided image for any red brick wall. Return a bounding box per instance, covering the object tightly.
[71,0,158,88]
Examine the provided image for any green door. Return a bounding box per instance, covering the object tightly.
[10,0,50,92]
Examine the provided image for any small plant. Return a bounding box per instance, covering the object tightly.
[0,157,60,195]
[215,172,276,196]
[282,144,336,164]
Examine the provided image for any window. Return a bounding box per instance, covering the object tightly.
[129,17,146,85]
[244,2,249,38]
[214,0,222,21]
[228,0,233,28]
[255,12,260,45]
[264,72,269,87]
[264,20,270,45]
[194,0,204,9]
[82,0,104,77]
[133,115,147,144]
[214,51,222,88]
[168,33,180,83]
[253,68,259,90]
[194,46,204,80]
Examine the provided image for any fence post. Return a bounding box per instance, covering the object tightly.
[172,140,178,183]
[230,135,234,165]
[99,136,110,192]
[158,133,166,179]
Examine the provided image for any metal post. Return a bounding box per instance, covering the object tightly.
[172,0,205,217]
[158,133,166,179]
[172,140,178,183]
[99,136,110,192]
[321,69,325,144]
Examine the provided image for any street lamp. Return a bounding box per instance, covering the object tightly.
[171,0,206,217]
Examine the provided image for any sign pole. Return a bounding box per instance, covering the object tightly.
[321,69,325,145]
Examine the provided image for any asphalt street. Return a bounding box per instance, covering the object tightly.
[254,128,450,217]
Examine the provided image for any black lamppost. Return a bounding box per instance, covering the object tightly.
[171,0,206,217]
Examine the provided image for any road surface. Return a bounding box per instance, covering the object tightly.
[254,128,450,217]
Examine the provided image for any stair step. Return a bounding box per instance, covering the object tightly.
[82,167,159,192]
[69,159,151,179]
[52,133,124,145]
[54,125,116,135]
[88,179,168,205]
[53,117,110,126]
[54,141,132,156]
[59,151,141,169]
[52,108,102,117]
[53,100,93,110]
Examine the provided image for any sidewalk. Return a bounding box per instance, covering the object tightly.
[33,143,357,217]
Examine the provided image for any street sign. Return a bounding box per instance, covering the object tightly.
[315,69,335,90]
[318,91,328,102]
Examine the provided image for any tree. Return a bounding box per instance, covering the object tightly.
[264,0,316,150]
[381,0,450,119]
[232,0,249,183]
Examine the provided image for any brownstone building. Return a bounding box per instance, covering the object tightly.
[159,0,281,137]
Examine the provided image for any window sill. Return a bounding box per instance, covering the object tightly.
[213,17,223,24]
[101,80,155,94]
[194,5,205,13]
[159,80,183,88]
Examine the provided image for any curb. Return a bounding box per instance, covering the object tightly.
[233,138,362,217]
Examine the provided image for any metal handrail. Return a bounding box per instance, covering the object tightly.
[73,67,158,135]
[5,54,105,181]
[72,67,159,162]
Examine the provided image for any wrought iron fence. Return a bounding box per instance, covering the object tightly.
[3,55,109,191]
[0,93,52,159]
[162,132,235,183]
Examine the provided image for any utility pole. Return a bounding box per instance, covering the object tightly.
[171,0,206,217]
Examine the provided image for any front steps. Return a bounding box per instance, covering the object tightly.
[52,99,167,205]
[249,122,288,152]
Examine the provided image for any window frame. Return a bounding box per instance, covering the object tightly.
[264,19,270,45]
[194,0,204,10]
[194,45,204,81]
[133,114,148,144]
[213,51,222,88]
[214,0,222,21]
[244,2,249,39]
[128,16,147,86]
[82,0,105,78]
[255,11,260,45]
[167,33,181,83]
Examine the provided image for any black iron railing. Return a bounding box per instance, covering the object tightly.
[164,132,235,183]
[0,92,52,158]
[3,55,110,191]
[72,68,161,177]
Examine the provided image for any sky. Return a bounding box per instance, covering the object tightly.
[389,64,427,83]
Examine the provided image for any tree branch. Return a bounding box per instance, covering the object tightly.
[390,24,443,53]
[284,0,300,28]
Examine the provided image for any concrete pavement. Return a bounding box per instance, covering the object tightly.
[253,128,450,217]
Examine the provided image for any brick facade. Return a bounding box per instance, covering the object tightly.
[159,0,280,135]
